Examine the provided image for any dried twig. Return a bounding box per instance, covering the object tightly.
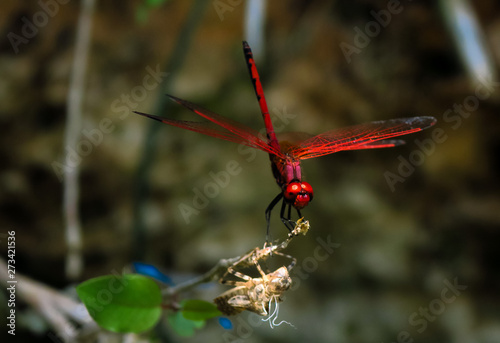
[164,256,240,297]
[64,0,96,280]
[0,257,97,342]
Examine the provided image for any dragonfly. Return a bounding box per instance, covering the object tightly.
[135,41,436,237]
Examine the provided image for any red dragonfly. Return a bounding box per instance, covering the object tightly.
[135,41,436,235]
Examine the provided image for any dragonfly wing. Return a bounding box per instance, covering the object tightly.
[134,96,281,155]
[166,95,282,155]
[290,116,436,159]
[355,139,406,149]
[134,111,256,146]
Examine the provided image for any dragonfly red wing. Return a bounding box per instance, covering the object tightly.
[134,95,282,156]
[354,139,406,149]
[288,116,437,160]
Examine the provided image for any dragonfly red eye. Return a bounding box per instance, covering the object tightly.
[284,182,313,209]
[300,182,313,198]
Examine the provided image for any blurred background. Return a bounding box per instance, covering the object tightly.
[1,0,500,342]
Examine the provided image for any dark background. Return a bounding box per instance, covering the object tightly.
[1,0,499,342]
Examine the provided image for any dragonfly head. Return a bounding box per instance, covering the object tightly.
[284,181,313,210]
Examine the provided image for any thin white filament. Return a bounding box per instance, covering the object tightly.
[262,297,295,329]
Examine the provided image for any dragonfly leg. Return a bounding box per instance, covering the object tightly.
[265,193,284,242]
[279,201,295,232]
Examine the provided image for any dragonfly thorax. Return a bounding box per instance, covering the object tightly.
[271,154,302,186]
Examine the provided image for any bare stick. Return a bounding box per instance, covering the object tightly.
[164,256,241,297]
[64,0,96,280]
[0,257,98,341]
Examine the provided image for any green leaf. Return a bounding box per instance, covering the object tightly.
[167,311,205,337]
[76,274,162,333]
[181,299,222,321]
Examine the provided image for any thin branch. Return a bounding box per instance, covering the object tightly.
[64,0,96,280]
[164,256,240,297]
[0,257,98,342]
